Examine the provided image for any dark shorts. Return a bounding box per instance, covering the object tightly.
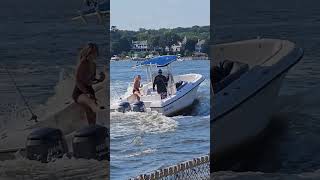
[133,88,140,94]
[72,86,95,103]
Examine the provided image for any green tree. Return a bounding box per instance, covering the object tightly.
[110,25,209,55]
[185,38,197,52]
[202,39,210,54]
[149,35,161,48]
[111,41,121,55]
[163,31,181,48]
[119,37,131,52]
[111,26,118,32]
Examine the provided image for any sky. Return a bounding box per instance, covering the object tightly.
[111,0,210,30]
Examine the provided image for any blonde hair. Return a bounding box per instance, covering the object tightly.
[78,43,99,63]
[75,43,99,77]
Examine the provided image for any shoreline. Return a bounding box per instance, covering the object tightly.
[110,56,210,61]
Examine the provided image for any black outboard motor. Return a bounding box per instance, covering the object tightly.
[72,125,109,161]
[117,101,131,113]
[26,127,68,163]
[132,101,145,112]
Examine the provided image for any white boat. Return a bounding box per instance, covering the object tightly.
[111,55,120,61]
[111,55,205,116]
[211,39,303,159]
[177,54,183,61]
[0,77,108,161]
[131,57,145,61]
[145,54,154,59]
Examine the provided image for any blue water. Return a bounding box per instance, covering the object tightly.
[110,60,210,179]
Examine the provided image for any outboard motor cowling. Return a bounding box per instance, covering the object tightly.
[26,127,68,163]
[117,101,131,113]
[72,125,109,161]
[132,101,145,112]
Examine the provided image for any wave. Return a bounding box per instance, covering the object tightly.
[110,111,178,137]
[0,155,108,179]
[0,68,75,130]
[277,85,320,114]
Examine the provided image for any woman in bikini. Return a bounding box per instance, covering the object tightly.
[132,75,142,101]
[72,43,105,125]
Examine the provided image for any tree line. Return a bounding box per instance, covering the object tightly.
[111,25,210,57]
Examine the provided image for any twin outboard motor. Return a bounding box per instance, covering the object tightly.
[26,125,109,162]
[72,125,109,161]
[117,101,145,113]
[26,127,68,163]
[132,101,145,112]
[117,101,131,113]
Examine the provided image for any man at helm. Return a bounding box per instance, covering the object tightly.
[153,69,169,99]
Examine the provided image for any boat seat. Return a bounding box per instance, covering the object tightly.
[212,60,249,93]
[176,81,187,91]
[211,60,234,84]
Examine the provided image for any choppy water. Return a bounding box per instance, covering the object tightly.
[0,0,108,179]
[213,0,320,179]
[110,60,210,179]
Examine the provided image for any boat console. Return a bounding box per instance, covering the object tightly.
[175,81,188,91]
[212,60,249,93]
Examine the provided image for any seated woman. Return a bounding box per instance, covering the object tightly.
[132,75,142,101]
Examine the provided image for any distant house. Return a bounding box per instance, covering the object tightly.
[111,26,118,32]
[131,40,149,52]
[163,40,185,53]
[171,42,183,53]
[165,46,170,52]
[182,36,187,45]
[195,39,206,52]
[152,46,163,52]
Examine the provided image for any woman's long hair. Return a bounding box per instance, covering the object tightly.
[75,43,99,77]
[78,43,99,64]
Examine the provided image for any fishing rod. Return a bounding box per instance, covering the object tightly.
[1,64,38,122]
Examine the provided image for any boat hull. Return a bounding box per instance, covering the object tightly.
[111,73,205,116]
[212,72,286,158]
[211,39,304,161]
[151,85,200,116]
